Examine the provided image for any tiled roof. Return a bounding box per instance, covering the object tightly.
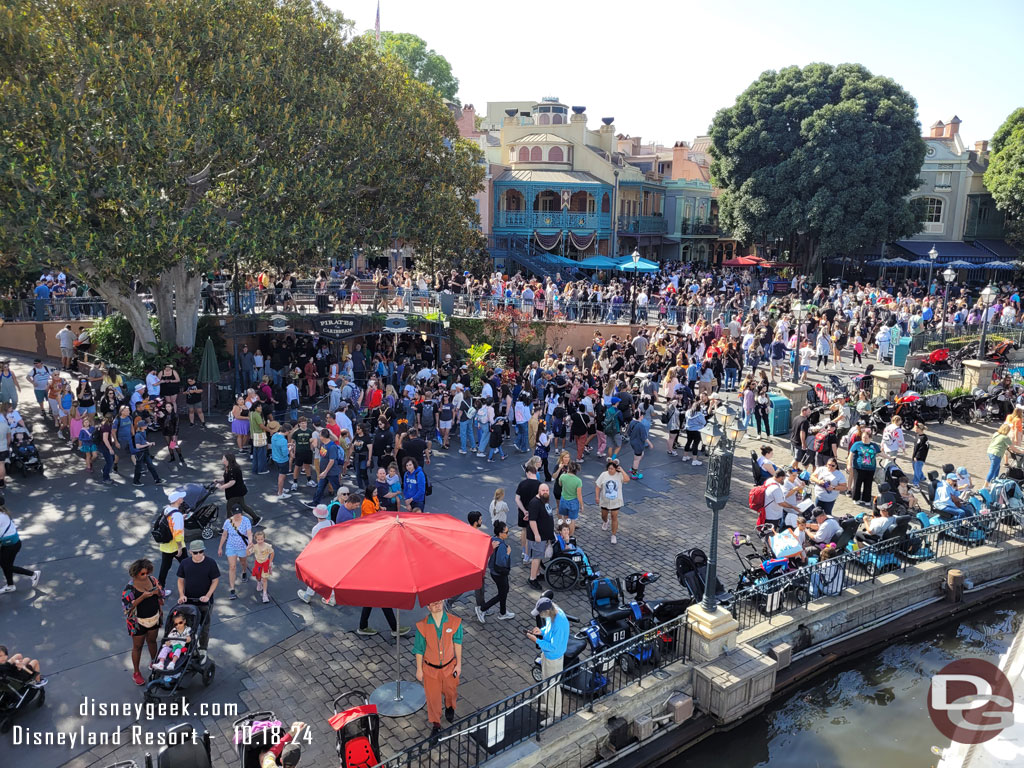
[493,169,605,185]
[976,239,1020,261]
[512,133,566,143]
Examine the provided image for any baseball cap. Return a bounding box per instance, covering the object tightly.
[531,597,554,617]
[327,381,337,388]
[166,489,186,503]
[135,383,145,391]
[945,473,957,481]
[188,540,206,553]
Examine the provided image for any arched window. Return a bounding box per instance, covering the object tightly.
[538,114,550,125]
[924,197,943,223]
[518,147,529,162]
[552,114,564,124]
[548,146,564,162]
[530,146,542,162]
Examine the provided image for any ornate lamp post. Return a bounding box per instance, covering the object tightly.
[940,267,956,344]
[629,248,641,325]
[509,318,520,372]
[790,301,805,384]
[977,284,997,360]
[927,245,938,296]
[698,404,744,612]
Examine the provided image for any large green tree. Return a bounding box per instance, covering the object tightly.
[1,0,482,352]
[368,31,459,103]
[709,63,926,271]
[984,107,1024,249]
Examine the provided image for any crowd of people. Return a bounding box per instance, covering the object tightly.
[4,258,1024,750]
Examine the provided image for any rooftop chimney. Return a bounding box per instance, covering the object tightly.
[929,120,945,138]
[944,115,961,138]
[975,140,989,154]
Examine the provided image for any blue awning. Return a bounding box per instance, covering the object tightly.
[976,240,1021,262]
[891,240,989,262]
[577,256,619,270]
[615,257,660,272]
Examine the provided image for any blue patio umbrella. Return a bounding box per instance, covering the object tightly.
[945,260,977,270]
[616,257,659,272]
[577,255,620,270]
[981,261,1015,271]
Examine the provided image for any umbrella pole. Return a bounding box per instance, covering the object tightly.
[369,607,425,717]
[395,609,401,701]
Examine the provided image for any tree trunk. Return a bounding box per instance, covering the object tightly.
[172,268,203,352]
[92,283,158,354]
[153,271,177,345]
[152,263,203,352]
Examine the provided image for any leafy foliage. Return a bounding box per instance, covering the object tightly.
[88,312,225,377]
[985,108,1024,249]
[709,63,926,269]
[0,1,483,352]
[369,31,459,102]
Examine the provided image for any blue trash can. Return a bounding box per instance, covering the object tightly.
[768,394,791,436]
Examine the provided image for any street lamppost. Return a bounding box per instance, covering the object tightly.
[927,245,938,296]
[940,267,956,344]
[629,248,641,325]
[509,318,520,372]
[977,284,997,360]
[698,404,744,612]
[791,301,805,384]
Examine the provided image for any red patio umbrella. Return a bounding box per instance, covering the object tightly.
[722,256,760,267]
[295,512,493,716]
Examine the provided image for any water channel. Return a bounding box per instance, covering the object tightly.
[677,595,1024,768]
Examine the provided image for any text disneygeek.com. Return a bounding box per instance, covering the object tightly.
[10,697,240,749]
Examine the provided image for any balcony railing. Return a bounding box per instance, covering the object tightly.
[494,210,610,230]
[617,215,668,234]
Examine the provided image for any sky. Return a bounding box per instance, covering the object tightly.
[329,0,1024,148]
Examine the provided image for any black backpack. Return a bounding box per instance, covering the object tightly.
[151,510,173,544]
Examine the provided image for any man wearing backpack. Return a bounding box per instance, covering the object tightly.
[603,401,622,461]
[156,489,186,596]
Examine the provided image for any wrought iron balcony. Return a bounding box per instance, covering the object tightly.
[617,215,668,234]
[494,210,611,230]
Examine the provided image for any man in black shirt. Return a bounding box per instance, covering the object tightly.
[289,416,315,489]
[403,428,430,468]
[176,540,220,650]
[515,459,542,565]
[790,405,813,469]
[526,485,555,590]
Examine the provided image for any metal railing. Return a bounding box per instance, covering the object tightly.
[373,613,691,768]
[1,297,112,322]
[909,325,1024,354]
[617,215,668,234]
[493,211,611,230]
[728,509,1023,631]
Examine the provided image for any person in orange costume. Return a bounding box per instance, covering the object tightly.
[413,599,463,734]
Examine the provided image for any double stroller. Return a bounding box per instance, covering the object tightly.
[142,603,216,705]
[0,661,46,734]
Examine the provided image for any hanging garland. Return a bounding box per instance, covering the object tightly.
[568,231,596,251]
[533,230,563,251]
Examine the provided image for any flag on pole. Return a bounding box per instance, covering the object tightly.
[375,1,380,44]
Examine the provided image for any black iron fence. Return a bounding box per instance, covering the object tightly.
[909,325,1024,354]
[728,509,1023,631]
[372,613,691,768]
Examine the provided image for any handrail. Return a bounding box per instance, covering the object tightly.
[728,508,1022,630]
[371,611,691,768]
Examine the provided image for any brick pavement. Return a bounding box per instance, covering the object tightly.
[0,349,1004,768]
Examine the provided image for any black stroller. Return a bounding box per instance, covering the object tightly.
[234,711,288,768]
[0,662,45,734]
[7,431,44,478]
[675,547,732,607]
[329,692,381,768]
[143,603,215,705]
[179,483,222,540]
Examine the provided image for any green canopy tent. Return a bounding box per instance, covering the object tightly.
[197,335,220,411]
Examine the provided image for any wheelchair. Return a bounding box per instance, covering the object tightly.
[543,535,599,591]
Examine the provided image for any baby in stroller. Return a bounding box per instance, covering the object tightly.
[9,431,43,475]
[0,645,46,687]
[152,613,191,671]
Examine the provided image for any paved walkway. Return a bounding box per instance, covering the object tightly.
[0,348,1001,768]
